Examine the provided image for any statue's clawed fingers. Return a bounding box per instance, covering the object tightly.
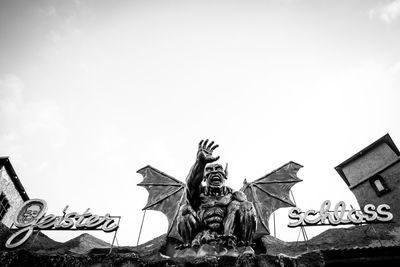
[199,139,219,152]
[207,141,214,150]
[199,140,204,148]
[203,139,209,149]
[211,155,220,162]
[197,139,220,163]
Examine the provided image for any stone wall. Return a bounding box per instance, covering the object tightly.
[342,142,398,187]
[352,161,400,224]
[0,166,24,227]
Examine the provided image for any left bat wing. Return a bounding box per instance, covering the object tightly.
[240,161,303,239]
[137,165,186,241]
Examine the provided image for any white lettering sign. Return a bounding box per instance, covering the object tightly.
[288,200,393,227]
[6,199,119,249]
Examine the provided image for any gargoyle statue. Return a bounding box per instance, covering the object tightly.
[138,140,302,255]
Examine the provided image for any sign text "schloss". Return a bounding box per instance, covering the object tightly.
[288,200,393,227]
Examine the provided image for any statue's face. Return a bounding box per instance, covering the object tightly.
[22,205,41,224]
[204,163,226,188]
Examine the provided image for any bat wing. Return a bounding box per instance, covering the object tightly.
[137,165,185,241]
[241,161,303,239]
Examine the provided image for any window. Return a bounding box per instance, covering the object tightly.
[0,192,11,221]
[369,174,390,197]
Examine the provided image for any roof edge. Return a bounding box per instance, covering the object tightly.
[335,133,399,187]
[0,157,29,201]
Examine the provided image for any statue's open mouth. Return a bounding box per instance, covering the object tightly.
[209,174,223,186]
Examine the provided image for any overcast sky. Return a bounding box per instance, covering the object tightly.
[1,0,400,245]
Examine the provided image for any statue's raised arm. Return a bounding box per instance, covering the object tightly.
[139,139,302,256]
[185,139,219,209]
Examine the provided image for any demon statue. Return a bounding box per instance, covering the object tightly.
[177,140,256,249]
[138,139,303,256]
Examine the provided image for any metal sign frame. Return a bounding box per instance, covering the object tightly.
[5,199,121,251]
[288,200,394,228]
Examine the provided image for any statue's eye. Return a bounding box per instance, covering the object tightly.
[217,166,223,171]
[206,167,212,172]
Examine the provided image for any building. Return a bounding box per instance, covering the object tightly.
[0,137,400,266]
[0,157,29,227]
[335,134,400,224]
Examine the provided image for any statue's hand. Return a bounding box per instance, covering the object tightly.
[197,139,219,163]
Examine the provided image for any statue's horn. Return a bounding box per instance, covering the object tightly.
[225,163,228,179]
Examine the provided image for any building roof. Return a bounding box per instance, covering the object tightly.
[321,245,400,266]
[0,157,29,201]
[335,133,400,187]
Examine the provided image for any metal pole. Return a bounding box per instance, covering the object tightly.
[109,229,118,254]
[109,217,121,254]
[290,190,308,242]
[273,212,276,238]
[301,226,309,244]
[295,228,302,246]
[137,210,147,246]
[370,225,383,247]
[290,191,297,205]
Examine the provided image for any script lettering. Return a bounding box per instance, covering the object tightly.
[6,200,119,249]
[288,200,394,227]
[363,204,377,222]
[377,204,393,222]
[288,207,303,227]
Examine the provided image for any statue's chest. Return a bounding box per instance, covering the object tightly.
[199,193,232,208]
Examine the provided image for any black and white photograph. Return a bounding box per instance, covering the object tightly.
[1,0,400,266]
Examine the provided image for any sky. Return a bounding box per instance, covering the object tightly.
[1,0,400,246]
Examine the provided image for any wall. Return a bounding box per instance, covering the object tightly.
[342,142,398,187]
[352,161,400,224]
[0,166,24,227]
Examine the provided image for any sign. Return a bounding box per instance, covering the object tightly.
[288,200,393,227]
[6,199,119,249]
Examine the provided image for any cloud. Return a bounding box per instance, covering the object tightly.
[369,0,400,24]
[0,74,24,125]
[0,74,68,161]
[33,0,85,44]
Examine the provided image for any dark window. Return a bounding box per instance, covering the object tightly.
[0,192,11,221]
[369,174,390,197]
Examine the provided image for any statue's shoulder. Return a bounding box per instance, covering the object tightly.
[232,190,247,202]
[200,186,207,195]
[224,186,233,195]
